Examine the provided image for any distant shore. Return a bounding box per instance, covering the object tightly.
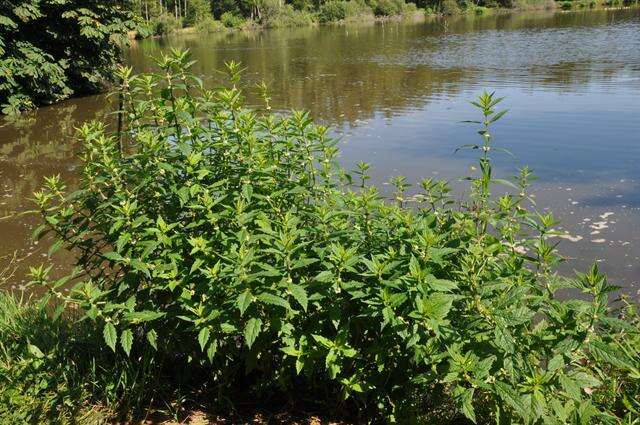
[128,1,639,40]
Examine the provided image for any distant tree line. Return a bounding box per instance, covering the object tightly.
[126,0,538,36]
[128,0,520,21]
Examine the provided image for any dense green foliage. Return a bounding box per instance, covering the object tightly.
[23,51,640,423]
[129,0,509,24]
[0,0,136,114]
[319,1,374,22]
[150,12,182,36]
[130,0,640,37]
[131,0,422,35]
[220,11,249,28]
[130,0,600,32]
[194,16,226,33]
[260,0,316,28]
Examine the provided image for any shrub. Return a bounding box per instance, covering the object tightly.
[260,2,315,28]
[319,1,350,21]
[442,0,462,14]
[0,0,137,115]
[510,0,557,9]
[220,11,245,28]
[212,0,246,19]
[152,13,182,36]
[346,0,376,17]
[370,0,408,15]
[195,16,226,33]
[403,1,419,12]
[319,0,373,22]
[185,0,213,26]
[31,51,640,422]
[290,0,316,10]
[134,21,154,39]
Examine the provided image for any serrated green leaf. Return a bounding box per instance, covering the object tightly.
[289,284,308,311]
[123,310,165,323]
[257,292,290,309]
[429,278,458,292]
[237,290,253,316]
[220,323,236,333]
[312,334,333,348]
[244,318,262,348]
[315,270,333,282]
[129,258,150,277]
[146,329,158,350]
[548,354,565,372]
[421,292,454,320]
[292,258,318,269]
[120,329,133,356]
[103,251,123,261]
[559,374,581,400]
[588,341,636,372]
[198,327,210,351]
[281,345,300,356]
[570,371,601,388]
[103,322,117,352]
[455,386,476,423]
[207,340,217,362]
[494,326,515,354]
[495,381,528,420]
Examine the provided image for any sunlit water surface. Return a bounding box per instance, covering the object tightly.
[2,8,639,293]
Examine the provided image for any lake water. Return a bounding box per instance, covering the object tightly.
[1,8,639,292]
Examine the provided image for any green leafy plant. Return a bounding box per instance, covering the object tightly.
[319,0,374,22]
[259,0,315,28]
[195,16,225,33]
[185,0,213,26]
[31,50,640,423]
[220,11,246,27]
[151,12,182,36]
[0,0,137,114]
[319,0,350,21]
[441,0,462,14]
[370,0,411,15]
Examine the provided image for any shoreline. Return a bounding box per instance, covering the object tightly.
[129,2,639,40]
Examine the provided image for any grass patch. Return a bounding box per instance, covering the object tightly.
[0,293,105,423]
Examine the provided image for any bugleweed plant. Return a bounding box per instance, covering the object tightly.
[32,50,639,423]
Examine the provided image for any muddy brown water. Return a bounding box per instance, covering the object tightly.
[1,8,640,293]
